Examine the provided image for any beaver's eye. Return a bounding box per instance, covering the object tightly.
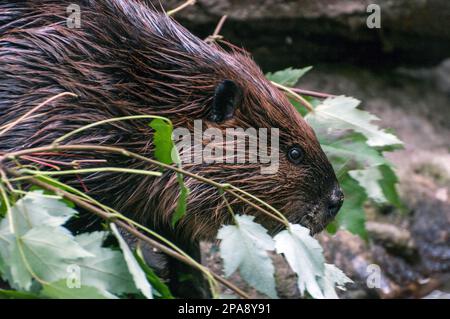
[287,146,304,164]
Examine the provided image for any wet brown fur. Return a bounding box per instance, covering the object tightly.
[0,0,339,240]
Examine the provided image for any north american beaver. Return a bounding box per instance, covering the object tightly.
[0,0,343,297]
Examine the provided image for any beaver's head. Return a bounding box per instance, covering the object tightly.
[145,41,344,238]
[166,51,344,238]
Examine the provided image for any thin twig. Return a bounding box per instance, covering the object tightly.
[53,115,170,145]
[167,0,196,16]
[1,144,290,227]
[19,167,162,178]
[290,88,336,99]
[0,92,76,137]
[205,15,228,43]
[271,81,314,112]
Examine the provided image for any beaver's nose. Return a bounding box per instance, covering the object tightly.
[327,186,344,217]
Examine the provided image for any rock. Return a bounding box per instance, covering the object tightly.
[412,200,450,274]
[158,0,450,69]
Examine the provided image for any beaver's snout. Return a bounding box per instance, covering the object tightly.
[326,185,344,218]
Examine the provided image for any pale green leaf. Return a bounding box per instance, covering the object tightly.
[266,66,313,87]
[274,224,325,299]
[319,133,386,173]
[10,225,93,289]
[110,224,153,299]
[306,96,403,147]
[318,264,353,299]
[349,167,386,203]
[217,215,277,298]
[74,231,138,296]
[7,191,77,236]
[0,192,91,290]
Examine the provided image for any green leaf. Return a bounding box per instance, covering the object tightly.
[149,118,189,225]
[41,280,116,299]
[149,118,176,165]
[349,167,386,204]
[74,231,138,296]
[274,224,326,299]
[319,133,387,173]
[332,174,368,239]
[0,194,6,218]
[0,289,40,299]
[217,215,277,298]
[134,248,173,299]
[0,192,92,290]
[378,164,403,208]
[171,173,190,227]
[348,164,402,207]
[12,225,93,289]
[6,191,77,236]
[110,224,153,299]
[306,96,403,147]
[266,66,313,87]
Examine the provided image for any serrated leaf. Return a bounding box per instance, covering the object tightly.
[74,231,138,296]
[306,96,403,147]
[11,225,93,289]
[319,133,387,173]
[41,280,116,299]
[318,264,353,299]
[7,191,77,236]
[274,224,325,299]
[217,215,277,298]
[266,66,313,87]
[110,224,153,299]
[0,192,92,290]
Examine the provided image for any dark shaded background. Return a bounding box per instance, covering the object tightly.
[157,0,450,70]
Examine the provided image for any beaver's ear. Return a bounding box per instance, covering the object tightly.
[208,80,242,123]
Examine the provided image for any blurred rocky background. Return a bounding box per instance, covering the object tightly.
[157,0,450,299]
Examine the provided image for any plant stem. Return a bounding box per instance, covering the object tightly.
[0,92,76,137]
[290,88,336,99]
[53,115,171,145]
[1,144,289,227]
[20,167,162,178]
[167,0,196,16]
[205,15,228,43]
[271,81,314,112]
